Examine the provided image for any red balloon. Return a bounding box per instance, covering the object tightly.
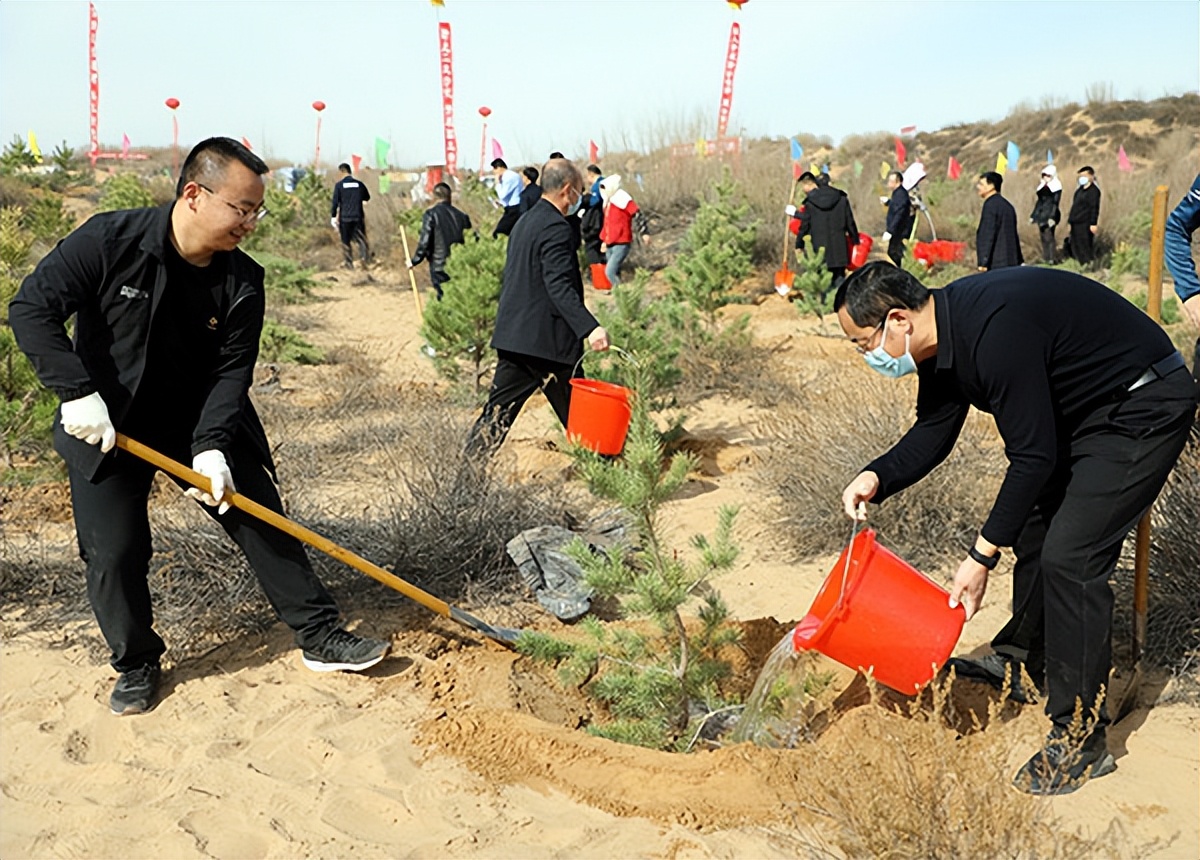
[312,100,326,112]
[727,0,749,7]
[478,106,492,117]
[164,97,180,110]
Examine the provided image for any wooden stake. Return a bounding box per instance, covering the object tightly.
[399,225,424,318]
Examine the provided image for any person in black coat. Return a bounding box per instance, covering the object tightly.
[788,171,859,292]
[975,171,1023,270]
[1067,166,1101,264]
[580,163,606,267]
[1029,165,1063,263]
[518,166,542,214]
[330,162,371,269]
[408,181,473,301]
[465,159,609,456]
[882,170,915,266]
[7,138,390,717]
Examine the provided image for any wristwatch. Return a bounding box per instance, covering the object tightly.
[968,546,1000,570]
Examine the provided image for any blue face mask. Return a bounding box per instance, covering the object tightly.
[566,189,582,216]
[863,330,917,378]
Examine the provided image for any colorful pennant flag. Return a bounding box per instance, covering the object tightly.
[588,140,599,163]
[1117,145,1132,172]
[375,137,390,168]
[790,138,803,162]
[792,162,802,180]
[351,154,362,174]
[948,156,962,180]
[996,152,1008,176]
[121,133,130,158]
[880,161,891,180]
[491,138,504,161]
[27,130,42,163]
[853,160,863,178]
[1006,141,1020,173]
[894,137,907,168]
[810,162,820,176]
[899,124,917,134]
[241,136,253,151]
[1046,149,1054,164]
[379,174,391,194]
[695,136,707,158]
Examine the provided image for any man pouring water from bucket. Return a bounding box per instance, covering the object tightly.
[833,262,1195,796]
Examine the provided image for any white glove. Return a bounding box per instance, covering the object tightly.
[879,196,889,206]
[784,205,797,217]
[330,217,338,229]
[60,392,116,453]
[185,449,236,515]
[1048,219,1056,228]
[882,232,892,243]
[587,326,610,352]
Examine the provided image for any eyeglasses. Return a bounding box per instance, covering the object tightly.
[850,320,886,355]
[198,183,269,224]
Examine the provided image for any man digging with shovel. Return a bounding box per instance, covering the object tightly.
[834,262,1195,795]
[9,137,391,717]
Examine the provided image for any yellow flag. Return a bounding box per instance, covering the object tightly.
[28,130,42,164]
[996,152,1008,176]
[880,161,891,180]
[430,0,445,6]
[695,136,707,158]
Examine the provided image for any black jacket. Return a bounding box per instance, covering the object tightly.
[411,202,472,273]
[491,198,598,365]
[886,185,915,239]
[331,174,370,221]
[976,193,1024,270]
[864,268,1182,547]
[797,184,859,268]
[1030,185,1062,228]
[8,203,271,480]
[518,182,542,214]
[1068,182,1101,226]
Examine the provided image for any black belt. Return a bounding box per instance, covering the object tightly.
[1127,352,1187,392]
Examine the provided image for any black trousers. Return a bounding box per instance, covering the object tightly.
[465,350,578,456]
[69,434,341,672]
[1069,223,1094,264]
[492,206,521,238]
[887,236,907,266]
[990,367,1196,734]
[1038,225,1057,263]
[339,219,369,265]
[430,268,449,301]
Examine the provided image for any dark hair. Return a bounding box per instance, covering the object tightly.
[522,166,539,183]
[548,151,565,160]
[432,182,452,202]
[177,136,268,197]
[980,170,1003,191]
[798,171,818,184]
[338,162,351,173]
[888,170,905,183]
[490,158,507,169]
[833,261,931,326]
[541,158,581,195]
[586,164,602,176]
[1078,165,1095,175]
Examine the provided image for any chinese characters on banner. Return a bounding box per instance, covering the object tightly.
[89,3,99,164]
[716,22,740,139]
[438,22,458,175]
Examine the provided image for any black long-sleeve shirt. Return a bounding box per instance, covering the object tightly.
[864,267,1179,546]
[331,174,370,221]
[1068,182,1101,226]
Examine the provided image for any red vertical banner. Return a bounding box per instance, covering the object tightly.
[716,22,740,140]
[438,22,458,175]
[88,3,99,165]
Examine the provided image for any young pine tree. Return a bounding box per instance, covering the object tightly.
[519,368,742,750]
[420,234,506,395]
[791,245,835,323]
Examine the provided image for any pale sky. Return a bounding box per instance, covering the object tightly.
[2,0,1198,169]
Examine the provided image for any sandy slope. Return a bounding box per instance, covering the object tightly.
[3,269,1196,859]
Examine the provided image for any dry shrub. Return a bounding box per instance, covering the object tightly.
[791,678,1140,859]
[756,366,1005,574]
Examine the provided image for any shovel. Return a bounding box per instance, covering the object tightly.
[399,225,425,319]
[115,434,521,646]
[774,179,799,295]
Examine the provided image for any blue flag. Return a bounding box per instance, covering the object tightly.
[790,138,803,162]
[1006,140,1021,173]
[1046,148,1054,164]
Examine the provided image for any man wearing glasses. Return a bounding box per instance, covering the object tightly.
[9,137,391,718]
[834,261,1194,795]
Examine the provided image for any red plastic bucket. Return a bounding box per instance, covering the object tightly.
[590,263,612,291]
[567,378,632,455]
[847,232,873,271]
[791,528,964,693]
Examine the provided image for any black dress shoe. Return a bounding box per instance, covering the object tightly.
[945,653,1042,704]
[110,662,161,715]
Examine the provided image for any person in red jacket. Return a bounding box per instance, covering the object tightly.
[598,174,650,286]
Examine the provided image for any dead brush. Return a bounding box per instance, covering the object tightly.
[787,674,1140,860]
[754,367,1005,574]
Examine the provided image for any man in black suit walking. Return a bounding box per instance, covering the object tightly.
[975,171,1023,271]
[466,159,609,455]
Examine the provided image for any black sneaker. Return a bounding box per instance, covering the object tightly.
[946,653,1042,704]
[301,628,390,673]
[110,662,161,716]
[1012,734,1117,796]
